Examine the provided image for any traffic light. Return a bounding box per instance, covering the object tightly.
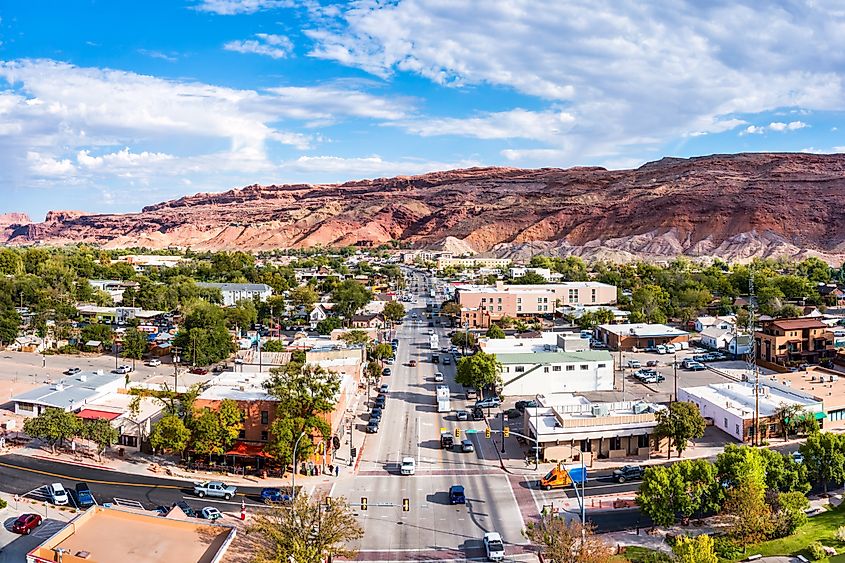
[403,498,410,512]
[485,427,491,439]
[503,427,510,438]
[361,497,368,511]
[325,496,332,509]
[454,428,461,439]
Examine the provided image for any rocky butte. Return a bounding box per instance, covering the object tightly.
[3,152,845,263]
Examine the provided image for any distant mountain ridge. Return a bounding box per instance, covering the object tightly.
[4,153,845,263]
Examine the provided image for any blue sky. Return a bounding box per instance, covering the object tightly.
[1,0,844,219]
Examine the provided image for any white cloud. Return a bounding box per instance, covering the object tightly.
[741,121,809,135]
[77,147,174,170]
[398,109,575,142]
[194,0,293,15]
[137,49,178,62]
[305,0,845,164]
[26,151,75,176]
[265,85,411,121]
[224,34,294,59]
[283,155,481,176]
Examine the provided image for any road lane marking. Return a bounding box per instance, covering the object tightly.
[0,461,183,489]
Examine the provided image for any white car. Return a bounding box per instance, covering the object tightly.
[49,482,69,505]
[201,506,223,521]
[626,359,641,369]
[483,531,505,561]
[113,365,132,374]
[145,359,161,367]
[400,457,416,475]
[434,372,444,382]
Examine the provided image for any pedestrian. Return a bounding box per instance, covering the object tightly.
[335,464,340,477]
[328,464,334,475]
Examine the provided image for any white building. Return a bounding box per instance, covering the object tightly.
[523,394,666,463]
[559,304,630,323]
[197,283,273,307]
[694,315,736,333]
[77,393,165,452]
[700,326,732,350]
[496,350,614,396]
[12,371,124,417]
[508,267,563,282]
[678,381,824,443]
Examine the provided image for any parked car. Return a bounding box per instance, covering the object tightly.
[461,439,474,453]
[382,367,392,376]
[465,388,478,400]
[626,359,642,369]
[409,359,417,367]
[49,482,69,505]
[374,395,386,408]
[645,360,659,367]
[400,457,416,475]
[74,482,95,508]
[791,451,804,464]
[442,356,451,365]
[12,513,42,534]
[379,384,389,394]
[193,481,237,500]
[475,397,501,409]
[201,507,223,521]
[189,367,209,375]
[471,407,485,420]
[370,408,383,423]
[483,531,506,561]
[448,485,466,504]
[113,365,132,375]
[456,410,469,421]
[434,372,444,382]
[367,420,380,433]
[515,400,539,412]
[260,488,292,503]
[686,361,706,371]
[64,367,81,376]
[173,500,197,518]
[145,359,162,367]
[612,465,645,483]
[656,345,668,354]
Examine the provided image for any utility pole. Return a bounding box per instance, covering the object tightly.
[172,346,181,390]
[673,352,678,402]
[501,412,506,454]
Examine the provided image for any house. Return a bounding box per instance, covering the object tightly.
[196,282,273,307]
[77,393,165,452]
[496,351,614,396]
[456,281,617,328]
[679,381,824,443]
[523,394,667,464]
[76,305,167,326]
[754,317,835,366]
[88,279,139,304]
[727,333,754,356]
[818,284,845,308]
[596,323,689,351]
[350,313,385,329]
[12,371,124,417]
[113,254,186,272]
[695,315,736,333]
[699,326,732,350]
[309,303,332,329]
[7,335,44,353]
[27,504,236,563]
[508,267,563,282]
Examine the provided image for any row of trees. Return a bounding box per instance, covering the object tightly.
[23,409,119,460]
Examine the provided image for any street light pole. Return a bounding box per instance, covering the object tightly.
[501,412,506,454]
[291,431,307,498]
[673,353,678,402]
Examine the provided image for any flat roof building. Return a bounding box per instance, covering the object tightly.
[13,371,124,417]
[196,282,273,306]
[497,350,614,396]
[26,505,235,563]
[596,323,689,351]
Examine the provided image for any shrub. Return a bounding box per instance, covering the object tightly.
[0,498,7,510]
[713,536,743,559]
[808,541,826,561]
[837,525,845,542]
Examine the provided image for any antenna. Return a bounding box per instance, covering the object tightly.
[746,268,759,446]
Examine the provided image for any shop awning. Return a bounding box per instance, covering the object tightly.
[76,409,121,421]
[225,441,274,458]
[814,411,827,420]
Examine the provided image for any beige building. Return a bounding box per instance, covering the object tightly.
[436,256,512,270]
[456,281,617,327]
[769,366,845,430]
[523,394,666,465]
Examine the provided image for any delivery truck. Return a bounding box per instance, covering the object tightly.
[436,384,450,413]
[538,464,587,491]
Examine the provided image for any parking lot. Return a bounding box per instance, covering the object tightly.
[0,493,74,562]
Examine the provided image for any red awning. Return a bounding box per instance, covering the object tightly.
[76,409,121,421]
[225,441,274,458]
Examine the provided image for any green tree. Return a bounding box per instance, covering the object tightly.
[512,271,546,284]
[316,316,342,335]
[772,403,806,441]
[485,325,506,339]
[523,516,614,563]
[225,299,258,331]
[82,418,119,461]
[382,301,406,323]
[800,431,845,493]
[0,307,21,345]
[0,248,24,276]
[631,284,670,323]
[654,402,706,459]
[80,323,114,348]
[149,414,191,456]
[776,304,803,318]
[717,445,809,494]
[248,492,363,563]
[288,285,319,310]
[455,351,502,400]
[189,399,242,456]
[369,342,394,364]
[262,339,286,353]
[331,280,373,321]
[451,331,477,349]
[121,327,148,368]
[772,491,809,537]
[636,464,686,526]
[672,534,718,563]
[724,476,772,546]
[440,301,462,319]
[797,257,832,283]
[364,361,382,394]
[338,330,370,347]
[174,299,235,366]
[23,409,83,454]
[265,364,340,466]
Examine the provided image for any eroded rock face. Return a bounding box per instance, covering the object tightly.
[5,153,845,263]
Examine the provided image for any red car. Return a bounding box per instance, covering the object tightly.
[189,368,209,375]
[12,513,42,534]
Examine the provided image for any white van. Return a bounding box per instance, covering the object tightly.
[656,345,668,354]
[400,457,416,475]
[665,343,677,353]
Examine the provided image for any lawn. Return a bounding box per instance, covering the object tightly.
[728,503,845,562]
[612,546,670,562]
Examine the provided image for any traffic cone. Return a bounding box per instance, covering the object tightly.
[240,500,246,521]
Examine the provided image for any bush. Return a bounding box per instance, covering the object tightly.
[808,541,826,561]
[0,498,7,510]
[837,525,845,542]
[713,536,743,559]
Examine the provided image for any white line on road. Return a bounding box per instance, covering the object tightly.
[505,475,527,532]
